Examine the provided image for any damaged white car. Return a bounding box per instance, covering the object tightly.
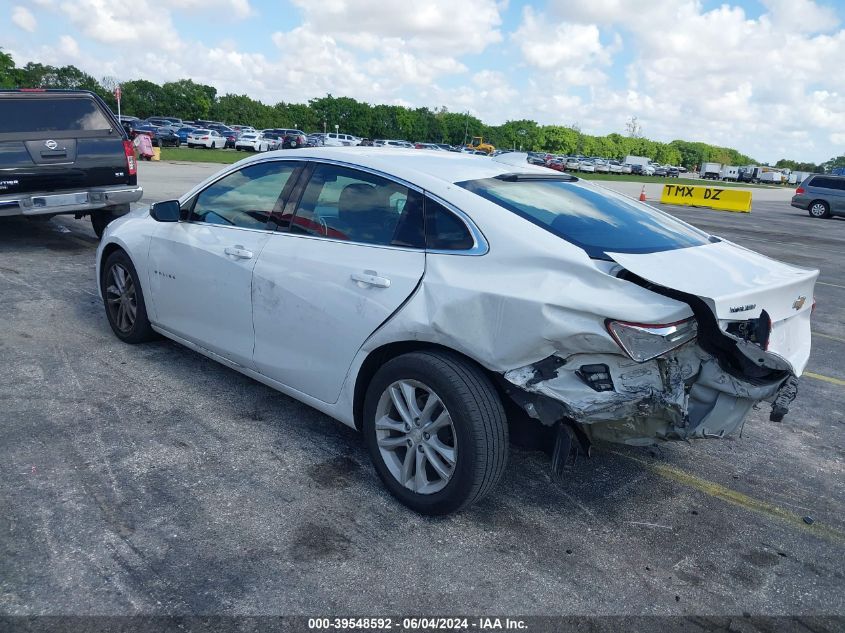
[96,148,817,514]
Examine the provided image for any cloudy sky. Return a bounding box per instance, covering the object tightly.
[3,0,844,163]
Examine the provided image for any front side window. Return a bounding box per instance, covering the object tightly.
[458,176,712,259]
[288,164,424,248]
[189,161,297,229]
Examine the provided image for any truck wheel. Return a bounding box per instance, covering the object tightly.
[101,249,156,344]
[808,200,830,218]
[91,204,129,239]
[363,350,508,515]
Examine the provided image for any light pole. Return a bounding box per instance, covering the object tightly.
[518,128,526,151]
[323,119,327,134]
[335,124,339,136]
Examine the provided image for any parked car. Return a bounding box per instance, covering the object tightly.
[579,160,596,173]
[306,133,326,147]
[0,89,142,237]
[546,159,566,172]
[565,158,581,171]
[177,127,196,143]
[261,131,284,150]
[667,167,680,178]
[96,148,817,514]
[323,132,360,146]
[594,160,610,174]
[154,126,181,148]
[280,129,307,149]
[654,165,668,177]
[234,132,270,152]
[608,161,624,174]
[791,174,845,218]
[146,117,176,128]
[186,129,226,149]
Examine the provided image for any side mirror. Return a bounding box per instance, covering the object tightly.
[150,200,181,222]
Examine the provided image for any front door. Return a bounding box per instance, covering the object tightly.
[147,160,300,367]
[251,162,427,403]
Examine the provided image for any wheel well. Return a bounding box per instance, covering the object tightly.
[352,341,507,431]
[809,199,828,209]
[98,243,126,282]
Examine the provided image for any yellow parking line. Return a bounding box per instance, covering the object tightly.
[813,331,845,344]
[612,452,845,544]
[804,372,845,387]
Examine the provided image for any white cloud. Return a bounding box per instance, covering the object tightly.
[58,35,79,57]
[12,6,37,32]
[289,0,503,56]
[5,0,845,163]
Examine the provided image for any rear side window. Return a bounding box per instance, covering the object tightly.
[0,97,112,133]
[458,177,712,259]
[809,176,845,190]
[287,163,424,248]
[425,198,474,250]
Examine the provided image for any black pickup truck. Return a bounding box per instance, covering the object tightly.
[0,89,143,237]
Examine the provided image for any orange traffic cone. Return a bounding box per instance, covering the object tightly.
[639,185,647,202]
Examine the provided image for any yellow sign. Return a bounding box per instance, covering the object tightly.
[660,184,751,213]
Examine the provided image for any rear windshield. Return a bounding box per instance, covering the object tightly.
[0,97,112,133]
[457,177,713,259]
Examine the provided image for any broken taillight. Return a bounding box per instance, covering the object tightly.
[606,318,698,362]
[122,140,137,176]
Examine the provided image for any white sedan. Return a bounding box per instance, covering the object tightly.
[235,133,270,152]
[96,149,816,514]
[186,129,225,149]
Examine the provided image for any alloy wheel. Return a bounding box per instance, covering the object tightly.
[374,379,457,495]
[105,263,137,334]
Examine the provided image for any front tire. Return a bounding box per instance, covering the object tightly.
[808,200,830,218]
[90,204,129,239]
[363,350,508,515]
[101,250,156,344]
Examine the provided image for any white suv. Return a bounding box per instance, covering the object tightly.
[323,133,360,147]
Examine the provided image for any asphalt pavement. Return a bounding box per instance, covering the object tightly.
[1,160,842,619]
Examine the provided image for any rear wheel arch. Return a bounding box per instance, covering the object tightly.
[352,341,506,431]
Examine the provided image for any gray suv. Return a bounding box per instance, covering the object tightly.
[791,174,845,219]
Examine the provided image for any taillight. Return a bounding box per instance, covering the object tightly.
[795,187,805,195]
[606,318,698,362]
[122,140,136,176]
[201,136,209,139]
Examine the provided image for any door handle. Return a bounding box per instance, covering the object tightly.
[224,245,254,259]
[351,271,391,288]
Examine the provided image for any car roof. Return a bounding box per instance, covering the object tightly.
[240,147,549,185]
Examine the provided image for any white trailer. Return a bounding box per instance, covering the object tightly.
[700,162,721,180]
[720,165,739,181]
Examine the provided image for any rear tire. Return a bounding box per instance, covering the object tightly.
[91,204,129,239]
[808,200,830,218]
[100,249,156,344]
[363,350,508,515]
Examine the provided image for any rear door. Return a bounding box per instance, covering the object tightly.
[251,162,426,403]
[147,160,301,367]
[0,92,129,195]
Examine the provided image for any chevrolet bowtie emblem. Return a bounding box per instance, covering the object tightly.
[792,296,806,310]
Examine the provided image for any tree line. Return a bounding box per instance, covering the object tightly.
[2,50,841,172]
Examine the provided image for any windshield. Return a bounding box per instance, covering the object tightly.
[457,177,714,259]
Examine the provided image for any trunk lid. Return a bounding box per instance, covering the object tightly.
[608,240,817,371]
